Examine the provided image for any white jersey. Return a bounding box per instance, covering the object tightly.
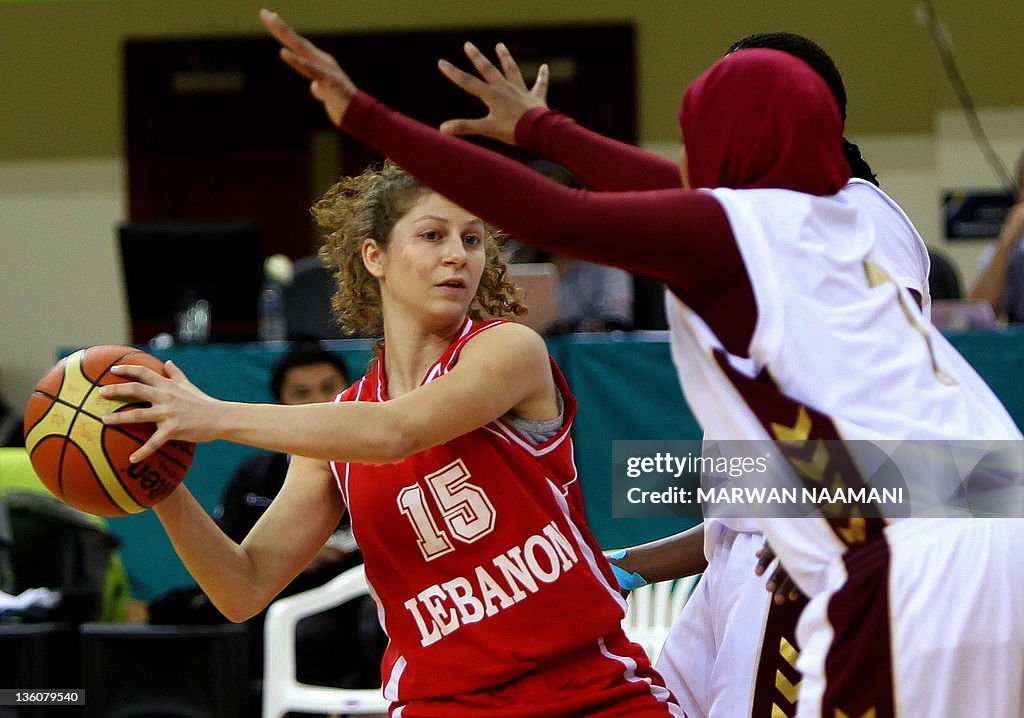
[663,183,937,718]
[698,179,933,545]
[841,179,931,318]
[664,187,1024,718]
[668,186,1021,592]
[672,184,1017,447]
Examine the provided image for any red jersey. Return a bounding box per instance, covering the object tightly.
[329,318,628,702]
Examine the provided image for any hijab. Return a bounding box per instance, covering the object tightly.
[679,48,850,195]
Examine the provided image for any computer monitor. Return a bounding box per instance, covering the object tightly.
[117,220,265,343]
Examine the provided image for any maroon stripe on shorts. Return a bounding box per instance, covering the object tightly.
[750,592,808,717]
[821,532,896,718]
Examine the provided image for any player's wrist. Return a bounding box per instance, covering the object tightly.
[606,549,649,591]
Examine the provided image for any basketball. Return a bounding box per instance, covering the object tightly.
[22,345,196,517]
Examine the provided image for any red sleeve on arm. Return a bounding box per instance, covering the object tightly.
[515,108,682,191]
[344,93,757,353]
[343,92,739,298]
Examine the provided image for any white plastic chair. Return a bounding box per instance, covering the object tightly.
[622,575,700,664]
[263,563,389,718]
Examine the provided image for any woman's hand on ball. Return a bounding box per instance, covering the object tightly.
[102,360,217,462]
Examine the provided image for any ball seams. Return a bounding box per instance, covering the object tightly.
[24,345,196,517]
[29,389,193,472]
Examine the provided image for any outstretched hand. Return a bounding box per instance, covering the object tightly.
[755,540,804,605]
[101,361,219,464]
[259,8,357,127]
[438,42,549,145]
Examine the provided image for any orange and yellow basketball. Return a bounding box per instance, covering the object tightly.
[22,345,195,517]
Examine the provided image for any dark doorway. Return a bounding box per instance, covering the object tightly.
[124,25,636,261]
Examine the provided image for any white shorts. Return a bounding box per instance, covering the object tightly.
[795,518,1024,718]
[656,528,805,718]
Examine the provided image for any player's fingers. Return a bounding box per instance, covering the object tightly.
[261,10,313,57]
[438,59,491,100]
[769,569,804,604]
[310,79,329,104]
[100,382,157,407]
[108,363,163,384]
[462,41,505,84]
[755,540,776,563]
[439,118,490,137]
[261,9,323,63]
[128,435,162,464]
[769,566,787,589]
[531,63,550,103]
[280,48,323,82]
[284,48,356,100]
[103,406,156,426]
[163,360,189,383]
[264,14,342,87]
[494,43,526,87]
[764,564,785,596]
[772,582,787,604]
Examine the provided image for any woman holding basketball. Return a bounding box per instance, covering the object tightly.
[102,160,682,717]
[223,11,1023,718]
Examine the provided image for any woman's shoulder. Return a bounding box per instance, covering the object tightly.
[455,319,552,373]
[465,318,546,351]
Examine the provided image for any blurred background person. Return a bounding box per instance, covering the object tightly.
[969,152,1024,321]
[509,161,634,333]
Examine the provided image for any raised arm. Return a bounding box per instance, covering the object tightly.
[969,201,1024,317]
[438,42,681,191]
[258,10,739,296]
[102,323,555,464]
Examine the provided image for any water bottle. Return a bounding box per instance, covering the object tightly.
[257,280,287,343]
[175,291,211,344]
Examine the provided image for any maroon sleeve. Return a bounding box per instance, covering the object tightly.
[514,108,682,191]
[342,92,740,298]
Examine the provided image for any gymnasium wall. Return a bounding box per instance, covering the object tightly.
[2,0,1023,410]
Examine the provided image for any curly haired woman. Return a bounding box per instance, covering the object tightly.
[103,161,682,717]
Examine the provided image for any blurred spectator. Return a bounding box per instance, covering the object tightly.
[969,153,1024,320]
[516,161,634,333]
[547,254,634,332]
[927,246,963,301]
